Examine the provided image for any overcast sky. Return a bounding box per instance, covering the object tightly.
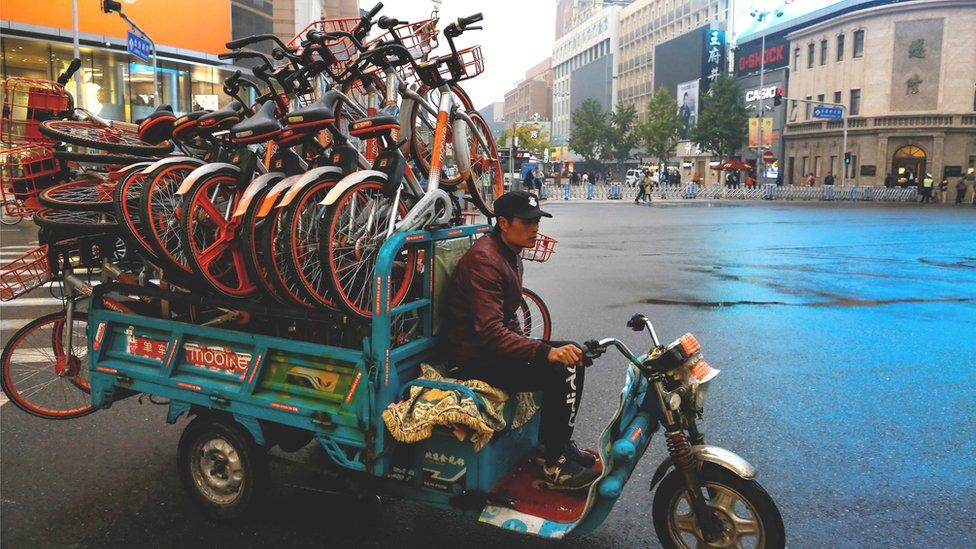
[372,0,555,109]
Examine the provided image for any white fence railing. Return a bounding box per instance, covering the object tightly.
[537,182,919,203]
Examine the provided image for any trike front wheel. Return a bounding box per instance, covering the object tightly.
[652,462,785,549]
[177,416,269,521]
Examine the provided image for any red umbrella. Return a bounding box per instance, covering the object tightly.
[715,159,752,171]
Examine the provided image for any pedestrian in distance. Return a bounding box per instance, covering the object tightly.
[805,173,816,187]
[938,178,948,204]
[583,172,594,200]
[524,168,537,197]
[955,176,967,205]
[635,172,652,204]
[884,173,893,187]
[824,172,835,186]
[691,170,702,185]
[920,173,934,203]
[775,172,783,186]
[660,168,669,187]
[674,170,682,188]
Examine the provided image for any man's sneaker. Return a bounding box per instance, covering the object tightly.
[536,441,597,469]
[564,440,597,468]
[542,455,600,491]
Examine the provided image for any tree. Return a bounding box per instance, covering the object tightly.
[690,75,749,164]
[604,102,639,172]
[498,124,553,157]
[569,98,609,166]
[637,87,682,168]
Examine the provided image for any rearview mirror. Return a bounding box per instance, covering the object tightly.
[627,313,649,332]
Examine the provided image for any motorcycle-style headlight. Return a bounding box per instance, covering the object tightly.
[691,380,710,410]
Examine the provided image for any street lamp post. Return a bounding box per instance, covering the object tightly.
[749,8,783,186]
[102,1,159,107]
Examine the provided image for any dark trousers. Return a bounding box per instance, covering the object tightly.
[635,187,647,202]
[453,340,585,462]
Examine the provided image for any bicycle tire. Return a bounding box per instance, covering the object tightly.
[54,150,157,165]
[267,205,317,308]
[38,177,115,212]
[281,177,341,309]
[40,119,173,157]
[178,170,257,299]
[113,164,160,264]
[462,111,504,218]
[239,182,289,304]
[320,179,417,319]
[33,208,118,233]
[139,160,203,280]
[1,199,24,226]
[0,310,96,420]
[516,287,552,341]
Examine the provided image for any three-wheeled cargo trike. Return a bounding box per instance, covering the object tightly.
[85,224,784,546]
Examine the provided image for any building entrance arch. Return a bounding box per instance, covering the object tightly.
[892,145,926,185]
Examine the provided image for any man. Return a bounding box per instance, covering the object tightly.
[824,172,835,186]
[921,173,934,203]
[443,191,599,490]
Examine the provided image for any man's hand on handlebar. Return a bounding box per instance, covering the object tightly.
[548,344,583,368]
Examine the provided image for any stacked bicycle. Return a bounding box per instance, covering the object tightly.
[2,2,561,420]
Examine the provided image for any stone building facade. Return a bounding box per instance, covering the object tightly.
[783,0,976,187]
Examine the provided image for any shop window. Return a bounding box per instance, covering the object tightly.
[814,156,822,177]
[834,91,842,104]
[817,93,825,105]
[836,34,845,61]
[820,40,827,66]
[853,30,864,58]
[807,43,814,68]
[1,36,52,79]
[128,62,158,121]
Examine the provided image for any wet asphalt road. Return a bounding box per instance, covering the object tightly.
[2,201,975,548]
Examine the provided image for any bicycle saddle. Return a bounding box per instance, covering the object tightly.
[137,104,176,145]
[348,114,399,140]
[171,110,212,141]
[285,90,342,128]
[197,100,244,133]
[230,100,282,143]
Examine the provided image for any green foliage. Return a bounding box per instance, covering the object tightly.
[498,124,553,156]
[637,87,682,165]
[606,102,639,167]
[690,75,748,162]
[568,98,608,165]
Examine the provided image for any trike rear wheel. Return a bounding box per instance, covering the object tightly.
[177,416,269,521]
[652,462,785,549]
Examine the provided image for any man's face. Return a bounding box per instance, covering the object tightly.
[499,216,541,250]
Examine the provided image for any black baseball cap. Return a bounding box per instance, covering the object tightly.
[493,191,552,220]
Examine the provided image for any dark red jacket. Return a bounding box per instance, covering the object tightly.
[443,230,551,367]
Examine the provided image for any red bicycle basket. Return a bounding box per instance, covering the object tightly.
[434,45,484,83]
[0,145,61,217]
[1,77,70,144]
[521,232,557,262]
[0,244,51,302]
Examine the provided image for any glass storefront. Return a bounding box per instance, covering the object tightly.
[1,35,241,122]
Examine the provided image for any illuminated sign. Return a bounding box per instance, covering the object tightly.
[733,1,874,42]
[745,86,779,103]
[734,35,790,75]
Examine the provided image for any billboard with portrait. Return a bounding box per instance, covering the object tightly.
[677,80,699,141]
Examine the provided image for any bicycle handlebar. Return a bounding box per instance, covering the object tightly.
[226,34,289,53]
[57,58,82,86]
[459,13,484,27]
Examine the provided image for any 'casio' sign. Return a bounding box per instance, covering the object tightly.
[745,86,778,103]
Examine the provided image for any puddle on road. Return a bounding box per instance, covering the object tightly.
[918,257,976,270]
[631,296,976,309]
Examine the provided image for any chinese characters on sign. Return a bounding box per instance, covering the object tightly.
[701,28,727,96]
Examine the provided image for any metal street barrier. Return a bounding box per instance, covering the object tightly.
[539,183,919,203]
